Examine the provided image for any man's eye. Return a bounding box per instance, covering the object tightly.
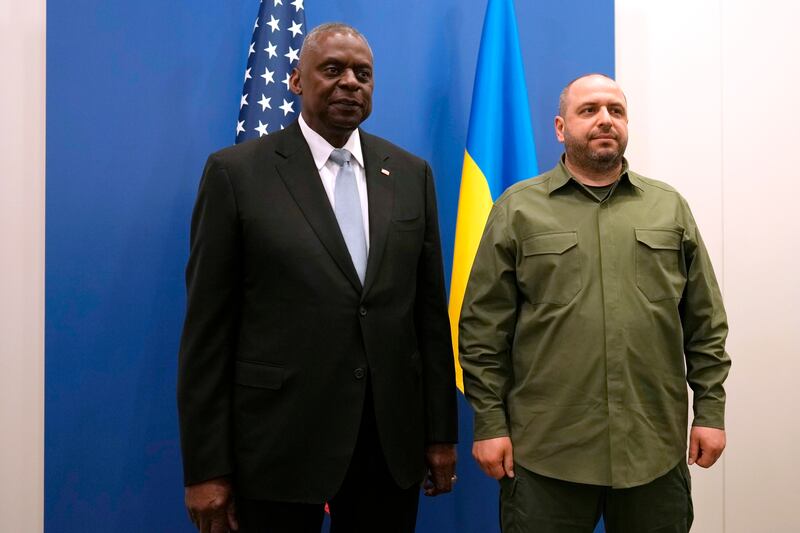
[580,107,595,115]
[324,66,340,75]
[357,71,372,82]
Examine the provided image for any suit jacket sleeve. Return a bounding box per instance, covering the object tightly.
[177,155,241,485]
[415,162,458,443]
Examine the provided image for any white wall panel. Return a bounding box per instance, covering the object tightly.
[618,0,800,532]
[0,1,46,532]
[721,2,800,532]
[616,1,725,531]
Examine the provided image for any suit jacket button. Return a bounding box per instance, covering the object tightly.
[353,368,365,379]
[358,306,367,317]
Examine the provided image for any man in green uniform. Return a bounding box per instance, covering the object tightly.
[459,74,730,532]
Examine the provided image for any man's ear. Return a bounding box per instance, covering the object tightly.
[554,116,565,143]
[289,68,302,96]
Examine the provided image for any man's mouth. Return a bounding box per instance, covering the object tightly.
[331,99,361,108]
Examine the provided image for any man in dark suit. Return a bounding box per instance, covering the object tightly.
[178,23,458,533]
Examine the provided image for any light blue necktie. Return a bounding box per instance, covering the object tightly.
[330,148,367,284]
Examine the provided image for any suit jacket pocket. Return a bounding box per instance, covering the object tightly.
[392,213,423,232]
[235,360,284,390]
[392,199,423,229]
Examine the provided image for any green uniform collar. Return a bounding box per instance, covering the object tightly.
[550,155,643,195]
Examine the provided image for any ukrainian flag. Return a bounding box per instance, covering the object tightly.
[449,0,539,391]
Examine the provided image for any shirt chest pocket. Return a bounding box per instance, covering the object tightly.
[520,231,581,305]
[634,228,687,302]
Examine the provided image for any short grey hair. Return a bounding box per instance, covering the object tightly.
[298,22,373,69]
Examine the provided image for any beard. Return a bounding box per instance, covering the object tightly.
[563,129,628,172]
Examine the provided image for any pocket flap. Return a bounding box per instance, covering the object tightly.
[235,360,284,390]
[635,228,682,251]
[392,213,423,231]
[392,211,421,222]
[522,231,578,256]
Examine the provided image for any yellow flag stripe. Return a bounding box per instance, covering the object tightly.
[448,150,493,392]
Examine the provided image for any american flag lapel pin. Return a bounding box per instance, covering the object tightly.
[381,168,390,176]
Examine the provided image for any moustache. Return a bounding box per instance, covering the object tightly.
[590,132,618,140]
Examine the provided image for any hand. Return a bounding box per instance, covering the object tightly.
[423,443,457,496]
[472,436,514,480]
[185,477,238,532]
[688,426,726,468]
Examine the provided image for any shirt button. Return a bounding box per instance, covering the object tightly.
[353,368,365,379]
[359,306,367,317]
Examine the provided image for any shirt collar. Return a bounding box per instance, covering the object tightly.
[298,114,364,171]
[550,155,641,194]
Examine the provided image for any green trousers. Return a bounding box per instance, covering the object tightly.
[500,461,693,533]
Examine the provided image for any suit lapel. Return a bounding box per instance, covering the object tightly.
[361,133,393,299]
[273,123,363,293]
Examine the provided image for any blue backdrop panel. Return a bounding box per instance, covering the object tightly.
[45,1,613,531]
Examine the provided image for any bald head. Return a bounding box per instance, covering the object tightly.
[558,74,626,117]
[298,22,373,70]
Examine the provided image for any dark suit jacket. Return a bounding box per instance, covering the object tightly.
[177,121,457,502]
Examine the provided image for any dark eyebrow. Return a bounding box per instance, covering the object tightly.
[578,99,625,109]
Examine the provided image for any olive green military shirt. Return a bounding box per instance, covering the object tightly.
[459,159,731,488]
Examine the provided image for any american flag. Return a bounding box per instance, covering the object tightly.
[236,0,306,143]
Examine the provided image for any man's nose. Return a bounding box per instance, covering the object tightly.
[597,107,612,127]
[338,69,359,88]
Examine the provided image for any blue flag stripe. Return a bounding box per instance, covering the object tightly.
[465,0,538,199]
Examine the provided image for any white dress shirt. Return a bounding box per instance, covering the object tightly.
[298,114,370,250]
